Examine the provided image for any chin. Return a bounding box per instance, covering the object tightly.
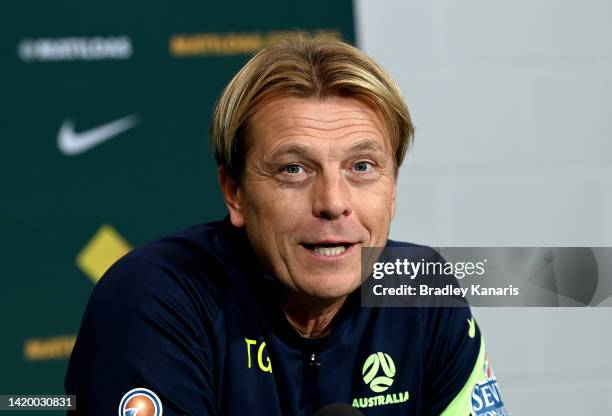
[301,274,360,300]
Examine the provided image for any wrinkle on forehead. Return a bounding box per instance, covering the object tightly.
[270,114,378,133]
[275,118,376,131]
[270,126,384,145]
[268,110,373,125]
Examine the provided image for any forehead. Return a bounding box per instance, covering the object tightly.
[246,95,390,152]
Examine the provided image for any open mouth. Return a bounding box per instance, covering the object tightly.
[301,242,355,257]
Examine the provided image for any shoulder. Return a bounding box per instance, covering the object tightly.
[66,221,237,413]
[88,221,236,327]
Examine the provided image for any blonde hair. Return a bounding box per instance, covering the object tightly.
[210,33,414,179]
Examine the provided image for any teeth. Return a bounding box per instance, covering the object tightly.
[313,245,347,256]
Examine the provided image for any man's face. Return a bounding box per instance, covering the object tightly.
[222,96,397,302]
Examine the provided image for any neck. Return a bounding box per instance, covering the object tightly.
[281,294,347,339]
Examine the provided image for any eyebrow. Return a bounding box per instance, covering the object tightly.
[267,143,320,161]
[346,139,386,155]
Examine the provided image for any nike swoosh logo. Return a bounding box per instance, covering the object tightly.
[57,114,140,156]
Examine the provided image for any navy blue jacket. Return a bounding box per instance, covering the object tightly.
[66,219,504,415]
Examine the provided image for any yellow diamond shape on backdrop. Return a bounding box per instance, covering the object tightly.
[76,224,132,283]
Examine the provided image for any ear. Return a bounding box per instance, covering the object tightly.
[218,165,245,227]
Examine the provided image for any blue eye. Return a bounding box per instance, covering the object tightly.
[354,161,372,172]
[283,164,304,174]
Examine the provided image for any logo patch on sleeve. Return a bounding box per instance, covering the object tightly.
[118,388,163,416]
[471,352,508,416]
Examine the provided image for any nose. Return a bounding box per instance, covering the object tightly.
[312,170,352,220]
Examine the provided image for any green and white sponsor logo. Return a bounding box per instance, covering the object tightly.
[352,352,409,409]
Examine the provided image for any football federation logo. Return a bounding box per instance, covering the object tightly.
[362,352,396,393]
[118,388,163,416]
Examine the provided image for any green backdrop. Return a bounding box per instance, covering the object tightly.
[0,0,354,404]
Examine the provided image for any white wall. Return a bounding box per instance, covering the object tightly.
[355,0,612,413]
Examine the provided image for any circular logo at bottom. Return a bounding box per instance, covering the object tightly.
[118,388,163,416]
[362,352,397,393]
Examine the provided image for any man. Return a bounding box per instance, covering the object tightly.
[66,34,506,415]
